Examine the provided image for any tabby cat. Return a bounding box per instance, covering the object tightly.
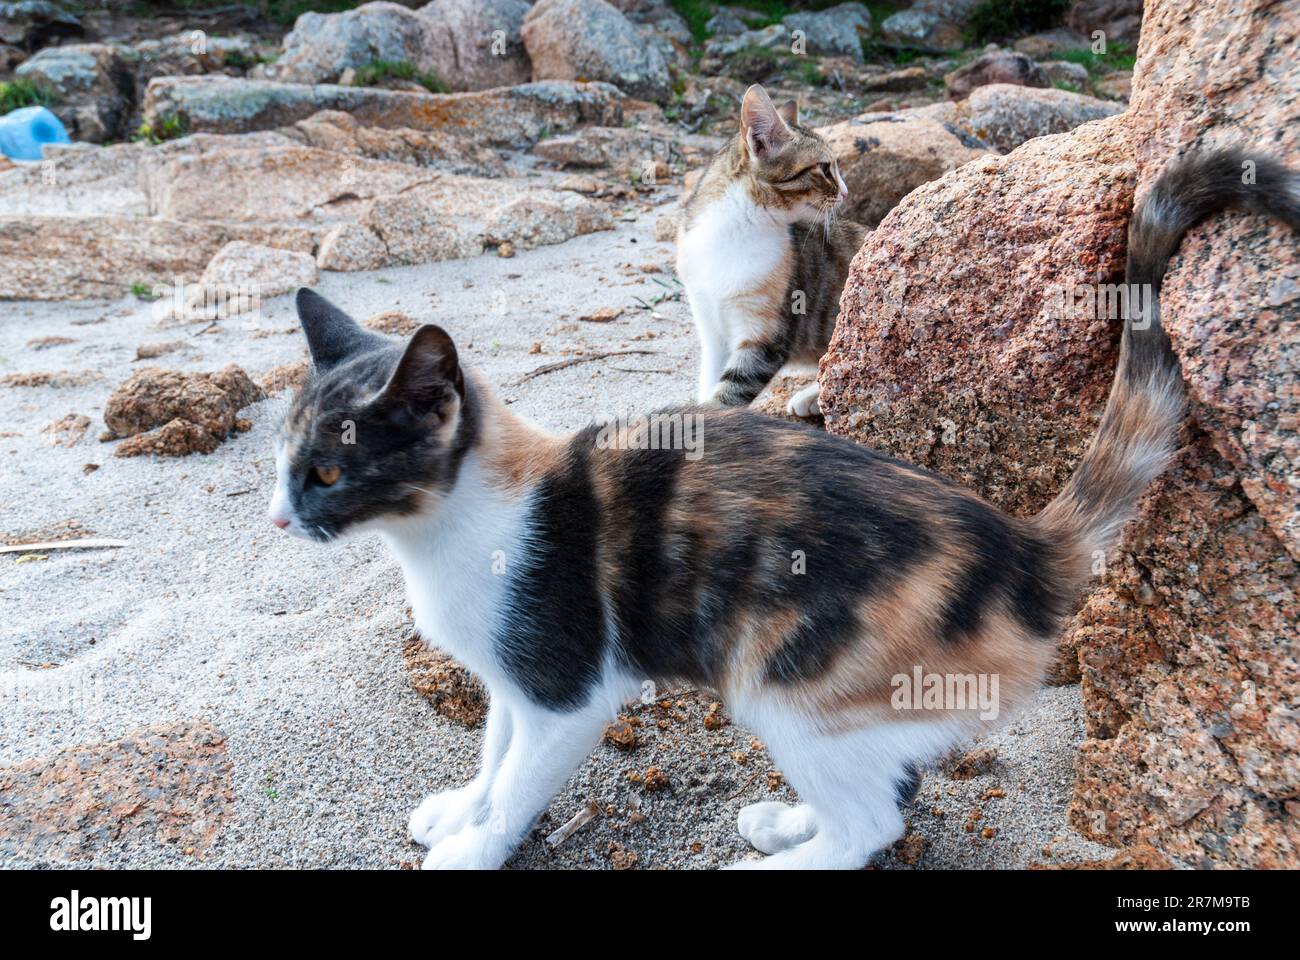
[269,149,1297,869]
[677,84,868,416]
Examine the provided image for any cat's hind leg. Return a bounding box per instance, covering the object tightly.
[729,717,953,869]
[785,382,821,418]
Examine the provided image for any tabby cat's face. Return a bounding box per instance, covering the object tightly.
[746,127,847,219]
[267,290,471,542]
[738,84,848,221]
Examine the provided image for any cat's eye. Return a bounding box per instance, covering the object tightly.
[819,162,833,179]
[314,465,342,486]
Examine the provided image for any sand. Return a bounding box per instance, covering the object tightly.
[0,202,1113,869]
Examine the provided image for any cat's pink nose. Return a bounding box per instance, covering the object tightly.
[272,517,289,530]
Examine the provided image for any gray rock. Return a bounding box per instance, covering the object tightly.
[0,40,23,71]
[16,43,134,142]
[521,0,673,103]
[961,83,1122,153]
[143,75,624,147]
[416,0,532,91]
[273,2,443,85]
[944,51,1050,100]
[782,3,871,63]
[705,12,746,37]
[127,34,262,105]
[1066,0,1143,46]
[704,23,789,58]
[879,10,964,52]
[0,0,81,51]
[483,190,612,249]
[1040,60,1091,91]
[1013,28,1090,60]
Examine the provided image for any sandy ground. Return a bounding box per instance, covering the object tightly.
[0,204,1114,869]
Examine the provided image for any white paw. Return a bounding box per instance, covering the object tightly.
[420,825,509,870]
[785,384,821,418]
[737,801,818,855]
[408,787,484,848]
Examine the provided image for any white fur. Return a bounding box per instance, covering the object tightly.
[678,183,795,401]
[786,382,821,418]
[723,689,966,869]
[378,455,637,869]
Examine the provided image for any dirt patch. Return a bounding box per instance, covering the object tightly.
[26,336,75,350]
[134,340,187,360]
[3,519,95,546]
[363,310,419,337]
[0,720,232,865]
[103,364,264,457]
[402,635,487,728]
[259,359,310,394]
[41,413,91,448]
[1,370,103,388]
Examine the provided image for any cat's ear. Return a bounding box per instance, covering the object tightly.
[777,99,798,127]
[296,288,383,370]
[375,324,464,426]
[740,84,792,161]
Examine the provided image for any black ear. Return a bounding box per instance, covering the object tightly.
[376,324,464,425]
[296,288,385,370]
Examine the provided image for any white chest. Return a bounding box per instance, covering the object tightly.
[380,458,534,688]
[677,185,791,302]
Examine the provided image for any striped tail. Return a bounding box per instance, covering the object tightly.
[1036,147,1300,568]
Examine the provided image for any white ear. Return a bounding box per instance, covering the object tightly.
[740,84,791,161]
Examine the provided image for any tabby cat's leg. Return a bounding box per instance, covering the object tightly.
[409,694,512,848]
[420,692,611,869]
[697,328,730,402]
[709,337,793,408]
[786,382,822,418]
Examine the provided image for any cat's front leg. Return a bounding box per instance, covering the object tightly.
[420,697,610,870]
[696,319,729,402]
[409,694,513,848]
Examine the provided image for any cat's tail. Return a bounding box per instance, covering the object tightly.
[1035,147,1300,571]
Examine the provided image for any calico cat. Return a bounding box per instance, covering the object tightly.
[677,84,868,417]
[268,149,1298,869]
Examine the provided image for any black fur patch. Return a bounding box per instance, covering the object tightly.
[497,439,608,709]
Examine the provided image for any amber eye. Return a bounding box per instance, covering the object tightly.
[314,465,341,486]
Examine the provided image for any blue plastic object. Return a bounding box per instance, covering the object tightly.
[0,106,71,161]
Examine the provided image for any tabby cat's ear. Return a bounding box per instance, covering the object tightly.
[777,99,798,127]
[376,324,464,426]
[740,84,792,161]
[295,288,384,371]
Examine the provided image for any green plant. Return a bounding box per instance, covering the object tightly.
[794,56,824,87]
[669,0,714,43]
[221,48,273,71]
[130,282,159,301]
[967,0,1069,43]
[133,114,187,145]
[0,78,58,113]
[352,58,448,94]
[1055,43,1137,76]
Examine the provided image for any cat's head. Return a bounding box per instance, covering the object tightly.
[267,289,473,542]
[735,83,847,221]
